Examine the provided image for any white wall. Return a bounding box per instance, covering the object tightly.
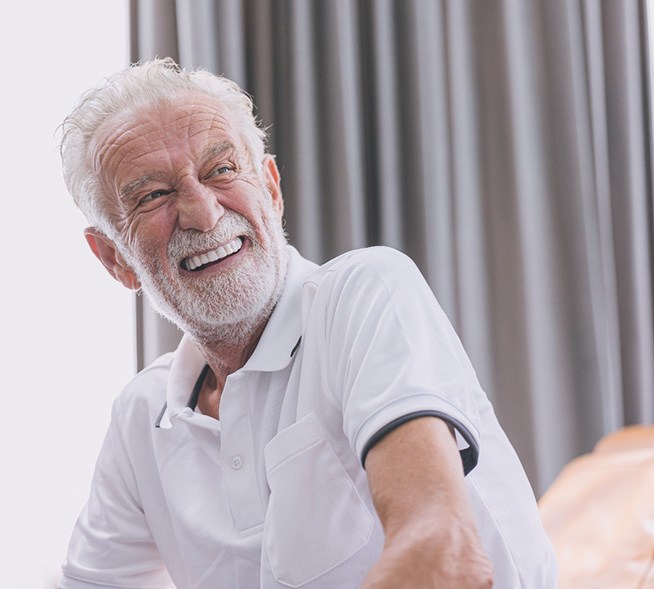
[0,2,133,587]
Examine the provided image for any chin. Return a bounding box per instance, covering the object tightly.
[143,249,287,340]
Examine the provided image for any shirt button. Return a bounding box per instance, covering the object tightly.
[230,455,243,470]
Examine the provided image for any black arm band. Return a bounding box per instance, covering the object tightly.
[360,410,479,476]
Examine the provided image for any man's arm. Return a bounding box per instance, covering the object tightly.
[360,416,494,589]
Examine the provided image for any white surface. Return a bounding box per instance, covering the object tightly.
[0,2,133,587]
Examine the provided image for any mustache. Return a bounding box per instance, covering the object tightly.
[167,212,256,259]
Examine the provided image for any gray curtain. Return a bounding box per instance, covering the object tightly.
[130,0,654,496]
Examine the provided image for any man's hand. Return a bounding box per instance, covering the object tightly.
[360,417,493,588]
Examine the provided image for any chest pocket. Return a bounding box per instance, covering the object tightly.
[263,412,374,587]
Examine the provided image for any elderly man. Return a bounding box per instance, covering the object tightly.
[59,58,556,588]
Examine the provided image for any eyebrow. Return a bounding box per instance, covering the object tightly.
[119,173,166,202]
[200,140,237,162]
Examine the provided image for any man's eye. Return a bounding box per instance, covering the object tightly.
[209,165,233,177]
[140,189,170,205]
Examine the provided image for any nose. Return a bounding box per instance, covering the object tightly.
[176,180,224,232]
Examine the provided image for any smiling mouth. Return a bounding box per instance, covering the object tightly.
[181,236,244,271]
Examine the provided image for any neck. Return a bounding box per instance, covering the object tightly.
[192,310,271,375]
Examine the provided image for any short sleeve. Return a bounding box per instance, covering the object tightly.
[320,247,483,474]
[60,403,174,589]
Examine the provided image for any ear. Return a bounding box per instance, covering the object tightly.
[262,154,284,216]
[84,227,141,291]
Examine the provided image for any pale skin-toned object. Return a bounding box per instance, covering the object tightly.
[539,425,654,588]
[82,91,494,587]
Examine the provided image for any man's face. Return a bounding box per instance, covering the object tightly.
[90,92,288,336]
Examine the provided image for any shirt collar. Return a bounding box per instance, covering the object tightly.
[158,246,317,428]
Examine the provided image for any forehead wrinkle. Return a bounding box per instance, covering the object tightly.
[95,100,244,205]
[94,119,159,178]
[186,105,240,146]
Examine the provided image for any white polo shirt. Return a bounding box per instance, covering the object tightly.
[60,246,557,588]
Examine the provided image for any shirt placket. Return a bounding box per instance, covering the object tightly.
[220,372,266,534]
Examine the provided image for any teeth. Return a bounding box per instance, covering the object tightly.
[183,237,243,271]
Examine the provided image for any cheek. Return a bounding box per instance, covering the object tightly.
[124,213,175,263]
[221,188,272,230]
[243,202,278,241]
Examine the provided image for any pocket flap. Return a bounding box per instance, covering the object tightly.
[264,412,325,473]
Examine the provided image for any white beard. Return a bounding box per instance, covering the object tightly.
[129,208,288,343]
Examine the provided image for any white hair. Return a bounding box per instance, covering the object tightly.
[58,57,267,239]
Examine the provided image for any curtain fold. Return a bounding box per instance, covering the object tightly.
[130,0,653,495]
